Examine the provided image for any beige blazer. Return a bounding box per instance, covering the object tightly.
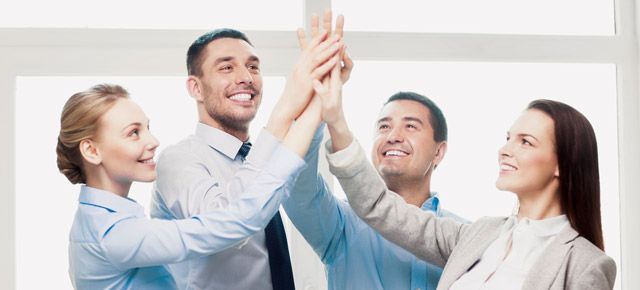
[326,141,616,290]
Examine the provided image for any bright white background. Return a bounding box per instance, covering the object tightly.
[3,0,638,289]
[16,62,620,289]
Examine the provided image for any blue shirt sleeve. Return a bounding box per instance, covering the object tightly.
[283,124,355,264]
[101,136,305,270]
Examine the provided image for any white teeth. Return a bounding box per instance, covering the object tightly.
[384,150,408,157]
[500,164,516,171]
[229,93,252,101]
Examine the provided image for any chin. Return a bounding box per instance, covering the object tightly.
[137,174,157,183]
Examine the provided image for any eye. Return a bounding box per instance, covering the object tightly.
[220,65,233,72]
[248,64,260,71]
[522,139,532,146]
[129,129,139,137]
[378,124,390,130]
[406,123,417,129]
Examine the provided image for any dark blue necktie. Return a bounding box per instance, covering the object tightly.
[237,141,252,160]
[237,141,295,289]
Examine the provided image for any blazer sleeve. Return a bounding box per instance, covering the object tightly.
[327,139,468,267]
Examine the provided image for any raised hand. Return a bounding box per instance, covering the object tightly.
[266,23,343,140]
[312,48,353,153]
[298,10,353,84]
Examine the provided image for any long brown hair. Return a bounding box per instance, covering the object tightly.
[527,99,604,250]
[56,84,129,184]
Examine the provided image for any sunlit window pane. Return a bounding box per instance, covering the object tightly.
[1,1,301,30]
[334,0,614,35]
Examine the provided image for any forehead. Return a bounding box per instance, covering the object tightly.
[202,38,258,63]
[378,100,432,123]
[510,109,555,139]
[99,98,147,130]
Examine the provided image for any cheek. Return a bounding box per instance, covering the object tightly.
[523,152,557,176]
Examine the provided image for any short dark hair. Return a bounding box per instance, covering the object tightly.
[527,99,604,250]
[186,28,252,76]
[384,91,448,142]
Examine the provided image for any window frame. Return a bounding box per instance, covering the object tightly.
[1,0,638,288]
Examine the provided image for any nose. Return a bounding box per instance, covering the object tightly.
[498,141,512,157]
[236,67,254,85]
[386,126,404,144]
[147,133,160,152]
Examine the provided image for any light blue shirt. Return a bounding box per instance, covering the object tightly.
[151,124,297,290]
[284,126,467,290]
[68,129,304,290]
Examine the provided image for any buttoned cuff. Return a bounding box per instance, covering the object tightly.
[246,128,281,167]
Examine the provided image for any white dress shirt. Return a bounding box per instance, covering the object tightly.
[151,123,298,290]
[449,214,569,290]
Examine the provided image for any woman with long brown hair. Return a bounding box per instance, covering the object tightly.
[313,63,616,289]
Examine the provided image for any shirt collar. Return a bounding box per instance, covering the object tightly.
[78,185,144,215]
[505,214,570,237]
[195,122,245,160]
[421,192,440,212]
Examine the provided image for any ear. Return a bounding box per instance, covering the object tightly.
[433,141,448,170]
[186,76,204,102]
[79,139,102,166]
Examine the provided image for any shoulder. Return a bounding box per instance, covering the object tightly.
[156,136,210,173]
[567,237,617,289]
[71,205,136,243]
[570,237,616,268]
[158,136,203,163]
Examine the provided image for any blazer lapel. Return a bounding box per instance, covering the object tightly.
[439,219,505,289]
[522,225,579,290]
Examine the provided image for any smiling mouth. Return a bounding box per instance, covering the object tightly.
[229,93,253,101]
[383,150,409,157]
[138,158,155,165]
[499,163,517,172]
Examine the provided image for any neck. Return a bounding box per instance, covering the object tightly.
[85,172,131,198]
[516,186,562,220]
[386,176,431,207]
[199,112,250,141]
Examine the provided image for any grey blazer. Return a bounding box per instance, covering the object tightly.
[326,141,616,290]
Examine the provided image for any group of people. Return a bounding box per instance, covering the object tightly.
[56,10,616,290]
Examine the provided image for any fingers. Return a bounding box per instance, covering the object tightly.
[322,9,332,36]
[306,29,330,52]
[311,37,342,67]
[311,13,320,38]
[312,79,328,96]
[341,49,354,83]
[335,14,344,38]
[297,28,307,50]
[311,51,341,79]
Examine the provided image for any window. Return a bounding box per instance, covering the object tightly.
[334,0,614,35]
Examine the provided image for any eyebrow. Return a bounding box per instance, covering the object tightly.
[508,132,540,142]
[376,116,424,125]
[213,55,260,66]
[121,120,148,133]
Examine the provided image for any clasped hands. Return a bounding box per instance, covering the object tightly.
[267,9,353,141]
